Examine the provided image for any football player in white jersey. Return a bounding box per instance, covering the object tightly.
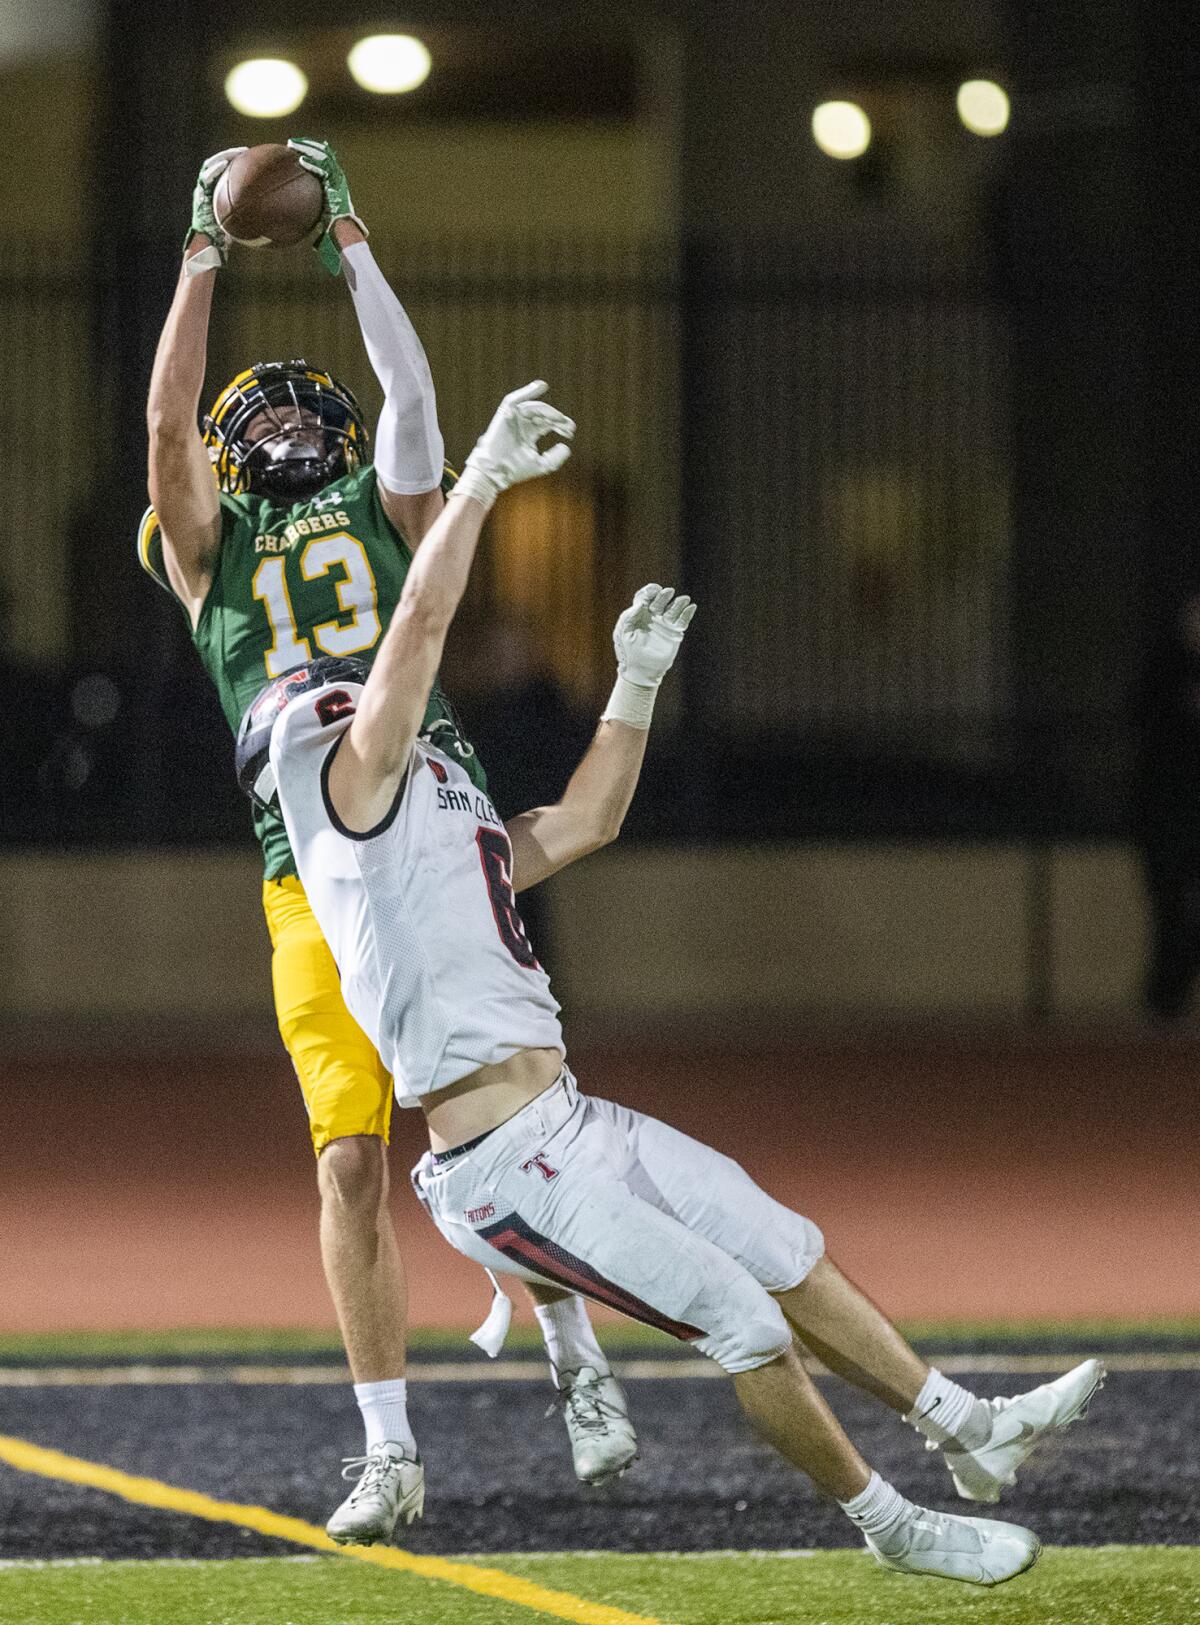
[238,383,1105,1580]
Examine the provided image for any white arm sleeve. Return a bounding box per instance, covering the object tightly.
[342,239,445,495]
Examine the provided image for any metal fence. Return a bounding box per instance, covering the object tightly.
[0,241,93,667]
[679,233,1010,748]
[0,231,1136,846]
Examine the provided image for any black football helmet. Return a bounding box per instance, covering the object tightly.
[236,655,369,812]
[203,361,370,501]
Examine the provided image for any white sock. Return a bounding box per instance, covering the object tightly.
[905,1369,992,1450]
[839,1470,913,1551]
[354,1378,416,1455]
[534,1296,610,1385]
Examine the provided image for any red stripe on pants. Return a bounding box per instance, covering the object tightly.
[481,1222,704,1343]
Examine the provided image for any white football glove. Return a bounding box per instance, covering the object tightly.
[448,381,575,513]
[604,584,697,729]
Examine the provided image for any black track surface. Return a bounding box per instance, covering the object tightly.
[0,1349,1196,1560]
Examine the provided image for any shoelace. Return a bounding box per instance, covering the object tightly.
[910,1511,990,1552]
[339,1451,412,1501]
[546,1373,625,1436]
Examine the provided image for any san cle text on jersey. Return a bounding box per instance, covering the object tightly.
[435,784,502,824]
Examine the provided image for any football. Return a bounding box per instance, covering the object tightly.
[213,144,324,248]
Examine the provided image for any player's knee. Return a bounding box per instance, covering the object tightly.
[275,1003,318,1066]
[317,1134,387,1214]
[702,1278,792,1376]
[747,1207,825,1293]
[785,1213,825,1283]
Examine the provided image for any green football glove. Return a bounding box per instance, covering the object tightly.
[287,137,368,276]
[184,147,247,274]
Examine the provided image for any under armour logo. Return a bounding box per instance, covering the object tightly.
[520,1153,559,1181]
[311,491,342,510]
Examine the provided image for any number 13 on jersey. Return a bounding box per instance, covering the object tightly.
[253,533,382,677]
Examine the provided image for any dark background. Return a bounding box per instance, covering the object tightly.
[4,0,1195,840]
[1,0,1198,1025]
[0,1,1198,1332]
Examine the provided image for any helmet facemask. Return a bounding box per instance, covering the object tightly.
[236,655,370,812]
[204,363,369,500]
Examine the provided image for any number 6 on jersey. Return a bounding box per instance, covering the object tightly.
[476,827,540,969]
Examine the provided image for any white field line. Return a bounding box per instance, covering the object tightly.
[0,1545,1173,1571]
[0,1555,326,1570]
[0,1350,1194,1387]
[0,1551,822,1570]
[512,1551,823,1561]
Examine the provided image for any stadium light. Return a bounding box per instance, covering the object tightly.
[225,59,308,119]
[812,101,871,160]
[957,79,1010,137]
[348,34,432,95]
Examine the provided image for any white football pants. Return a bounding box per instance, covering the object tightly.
[413,1068,824,1374]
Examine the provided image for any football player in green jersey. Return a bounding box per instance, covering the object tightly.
[140,140,636,1540]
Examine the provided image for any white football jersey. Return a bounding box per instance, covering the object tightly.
[269,680,564,1104]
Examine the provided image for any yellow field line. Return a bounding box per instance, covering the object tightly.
[0,1434,666,1625]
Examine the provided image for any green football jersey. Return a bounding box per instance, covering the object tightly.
[138,464,486,880]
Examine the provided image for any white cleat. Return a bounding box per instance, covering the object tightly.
[325,1443,425,1546]
[551,1365,638,1485]
[942,1357,1107,1504]
[866,1506,1041,1587]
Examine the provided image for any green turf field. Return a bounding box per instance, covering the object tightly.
[3,1325,1196,1623]
[2,1316,1198,1362]
[1,1549,1197,1625]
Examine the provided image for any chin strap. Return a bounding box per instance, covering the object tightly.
[251,761,277,811]
[469,1270,514,1358]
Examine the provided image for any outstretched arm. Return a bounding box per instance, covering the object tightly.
[145,148,245,624]
[289,138,446,546]
[341,231,446,544]
[326,383,574,834]
[507,586,697,892]
[507,719,650,892]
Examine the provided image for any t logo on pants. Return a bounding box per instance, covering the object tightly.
[521,1153,559,1181]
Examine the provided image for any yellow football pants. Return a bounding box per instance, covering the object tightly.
[262,875,393,1156]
